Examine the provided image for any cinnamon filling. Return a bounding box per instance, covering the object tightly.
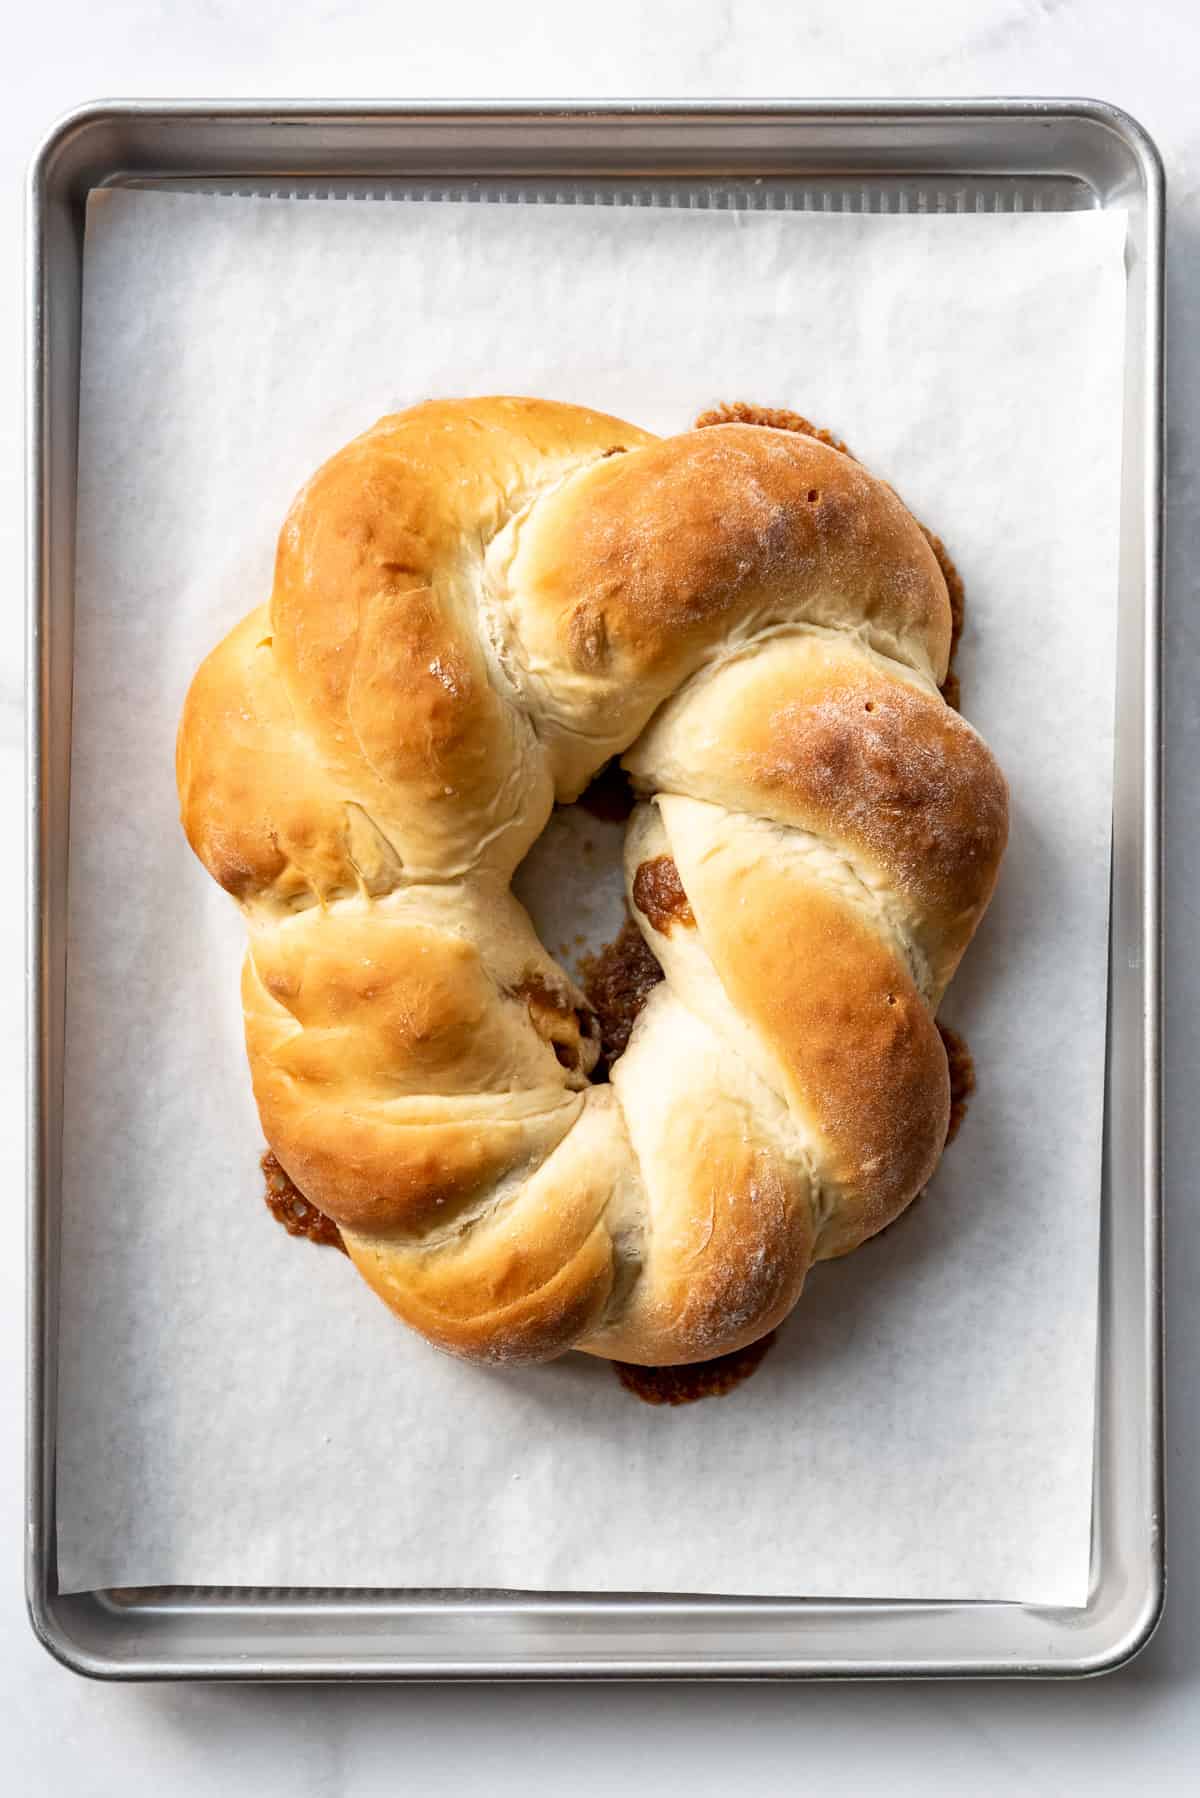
[507,974,597,1076]
[631,854,695,933]
[262,1150,346,1254]
[613,1331,777,1406]
[579,917,665,1079]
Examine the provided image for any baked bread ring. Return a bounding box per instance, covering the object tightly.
[177,397,1008,1366]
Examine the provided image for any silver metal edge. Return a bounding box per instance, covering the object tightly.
[24,96,1166,1681]
[25,104,60,1674]
[1099,97,1167,1676]
[1029,98,1166,1683]
[1054,99,1166,1682]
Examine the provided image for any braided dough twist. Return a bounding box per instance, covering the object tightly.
[177,398,1008,1366]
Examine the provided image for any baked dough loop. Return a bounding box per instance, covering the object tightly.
[177,398,1008,1366]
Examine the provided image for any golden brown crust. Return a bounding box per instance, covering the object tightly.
[346,1221,616,1366]
[583,1134,814,1364]
[177,396,1007,1366]
[183,398,657,900]
[240,902,592,1238]
[341,1093,628,1364]
[176,607,361,907]
[694,402,970,704]
[650,801,949,1256]
[624,632,1009,993]
[497,427,952,784]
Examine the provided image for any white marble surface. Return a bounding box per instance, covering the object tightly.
[3,2,1197,1791]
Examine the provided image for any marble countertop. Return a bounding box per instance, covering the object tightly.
[3,3,1197,1791]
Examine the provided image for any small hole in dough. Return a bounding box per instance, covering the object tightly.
[886,994,896,1006]
[807,489,819,503]
[864,701,875,713]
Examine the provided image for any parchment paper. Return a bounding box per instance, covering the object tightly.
[56,190,1126,1602]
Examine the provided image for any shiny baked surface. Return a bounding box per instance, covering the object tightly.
[177,396,1008,1366]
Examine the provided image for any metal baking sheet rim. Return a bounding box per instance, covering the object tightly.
[25,99,1165,1681]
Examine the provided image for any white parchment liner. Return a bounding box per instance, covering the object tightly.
[56,192,1125,1602]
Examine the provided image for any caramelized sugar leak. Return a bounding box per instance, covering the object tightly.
[939,1023,975,1146]
[631,854,695,932]
[259,402,974,1405]
[613,1332,777,1406]
[262,1151,346,1254]
[860,1024,975,1251]
[695,401,851,455]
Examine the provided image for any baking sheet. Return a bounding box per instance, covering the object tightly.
[55,190,1126,1603]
